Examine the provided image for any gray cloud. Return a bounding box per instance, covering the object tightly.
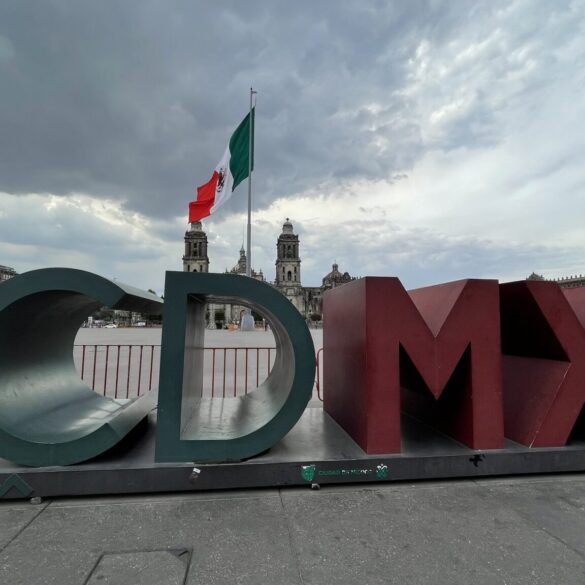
[0,0,512,217]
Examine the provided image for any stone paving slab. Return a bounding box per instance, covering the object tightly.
[0,502,48,550]
[85,549,190,585]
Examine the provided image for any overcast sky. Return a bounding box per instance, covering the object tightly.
[1,1,584,294]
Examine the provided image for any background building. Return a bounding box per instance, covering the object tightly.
[182,221,209,273]
[527,272,585,289]
[182,219,355,325]
[226,246,264,282]
[274,218,304,313]
[221,246,265,326]
[0,265,17,283]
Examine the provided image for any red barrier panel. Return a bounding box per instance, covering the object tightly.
[323,277,504,454]
[315,348,324,401]
[500,281,585,447]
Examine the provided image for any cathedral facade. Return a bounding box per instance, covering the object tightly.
[527,271,585,289]
[182,219,354,324]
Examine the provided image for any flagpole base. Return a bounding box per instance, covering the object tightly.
[240,309,255,332]
[207,304,217,329]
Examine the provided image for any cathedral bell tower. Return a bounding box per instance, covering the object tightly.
[183,221,209,273]
[275,218,301,288]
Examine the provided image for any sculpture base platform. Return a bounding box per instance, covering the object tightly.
[2,408,585,500]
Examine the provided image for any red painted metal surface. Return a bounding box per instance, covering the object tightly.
[323,277,504,454]
[315,348,324,401]
[500,281,585,447]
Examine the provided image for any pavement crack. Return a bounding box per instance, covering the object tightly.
[278,489,307,585]
[0,499,51,555]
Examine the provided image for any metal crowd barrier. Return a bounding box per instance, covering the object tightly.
[74,344,160,398]
[73,345,324,400]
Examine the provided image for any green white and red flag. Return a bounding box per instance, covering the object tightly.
[189,108,255,223]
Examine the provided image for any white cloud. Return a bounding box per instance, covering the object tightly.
[0,192,182,294]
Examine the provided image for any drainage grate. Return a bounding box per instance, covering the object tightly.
[86,548,191,585]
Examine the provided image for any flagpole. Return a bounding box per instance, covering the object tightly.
[240,87,256,332]
[246,87,256,278]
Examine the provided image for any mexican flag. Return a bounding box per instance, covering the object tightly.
[189,108,254,222]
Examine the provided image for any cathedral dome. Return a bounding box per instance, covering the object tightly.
[322,263,353,289]
[322,263,341,285]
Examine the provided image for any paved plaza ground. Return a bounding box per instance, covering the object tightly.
[2,474,585,584]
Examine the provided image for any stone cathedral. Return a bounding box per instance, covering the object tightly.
[182,218,354,324]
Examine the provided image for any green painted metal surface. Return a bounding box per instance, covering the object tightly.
[0,268,162,466]
[155,272,316,463]
[0,474,34,498]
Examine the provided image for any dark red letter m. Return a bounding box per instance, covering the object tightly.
[323,277,504,453]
